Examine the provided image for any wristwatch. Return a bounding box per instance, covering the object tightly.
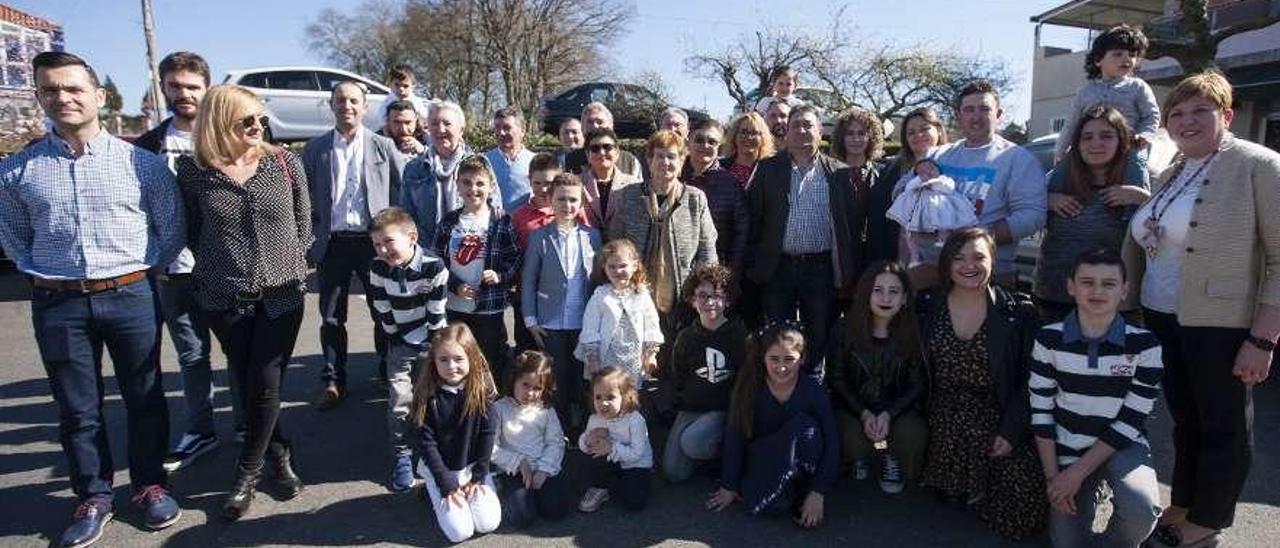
[1247,334,1278,352]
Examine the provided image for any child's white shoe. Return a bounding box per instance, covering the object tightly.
[578,487,610,512]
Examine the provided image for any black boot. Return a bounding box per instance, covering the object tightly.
[223,464,260,521]
[268,442,304,500]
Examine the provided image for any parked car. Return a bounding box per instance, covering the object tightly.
[538,82,709,139]
[222,66,391,142]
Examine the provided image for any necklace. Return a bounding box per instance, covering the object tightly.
[1139,151,1216,258]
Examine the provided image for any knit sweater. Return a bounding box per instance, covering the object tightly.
[491,396,565,476]
[577,411,653,469]
[671,318,747,413]
[368,243,449,347]
[1029,313,1163,466]
[417,384,496,493]
[1054,75,1160,160]
[607,181,719,301]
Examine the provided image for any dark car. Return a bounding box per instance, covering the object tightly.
[538,82,709,139]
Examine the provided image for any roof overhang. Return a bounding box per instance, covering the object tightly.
[1030,0,1166,31]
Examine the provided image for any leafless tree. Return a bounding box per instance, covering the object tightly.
[682,18,847,109]
[1145,0,1280,74]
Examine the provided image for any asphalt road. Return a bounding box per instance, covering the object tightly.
[0,270,1277,547]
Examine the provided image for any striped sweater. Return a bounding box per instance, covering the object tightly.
[1028,312,1163,466]
[369,244,449,347]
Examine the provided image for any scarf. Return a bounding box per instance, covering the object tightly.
[644,181,684,313]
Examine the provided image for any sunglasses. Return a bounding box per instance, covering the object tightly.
[240,114,270,130]
[588,143,616,154]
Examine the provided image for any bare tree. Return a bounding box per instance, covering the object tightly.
[684,3,1013,122]
[1146,0,1280,74]
[304,1,410,82]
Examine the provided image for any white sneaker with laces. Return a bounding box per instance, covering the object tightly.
[577,487,610,512]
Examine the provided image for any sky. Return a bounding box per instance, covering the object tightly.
[10,0,1090,125]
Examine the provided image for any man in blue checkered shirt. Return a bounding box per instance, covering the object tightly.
[0,51,185,547]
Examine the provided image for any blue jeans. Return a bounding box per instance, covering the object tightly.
[158,274,243,436]
[763,254,835,379]
[31,279,169,499]
[1048,443,1161,548]
[662,410,725,483]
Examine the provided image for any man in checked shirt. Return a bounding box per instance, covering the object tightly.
[0,51,186,548]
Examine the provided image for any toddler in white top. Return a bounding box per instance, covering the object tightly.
[491,350,570,527]
[575,239,663,385]
[885,158,978,266]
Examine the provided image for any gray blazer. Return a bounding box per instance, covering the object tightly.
[521,223,603,328]
[302,129,405,263]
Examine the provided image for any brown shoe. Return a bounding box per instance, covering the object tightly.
[314,384,344,411]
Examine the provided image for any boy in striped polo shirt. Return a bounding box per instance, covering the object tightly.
[1029,248,1163,547]
[368,206,449,492]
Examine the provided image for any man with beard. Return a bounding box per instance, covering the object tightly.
[134,51,245,471]
[765,100,791,154]
[302,80,406,410]
[380,99,426,157]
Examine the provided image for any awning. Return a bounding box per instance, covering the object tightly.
[1030,0,1166,31]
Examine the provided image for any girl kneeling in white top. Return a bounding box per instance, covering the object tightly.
[577,367,653,512]
[492,351,570,528]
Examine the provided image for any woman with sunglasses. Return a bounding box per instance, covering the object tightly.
[581,128,642,236]
[175,84,311,521]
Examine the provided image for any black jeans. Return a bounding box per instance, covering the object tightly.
[586,457,651,511]
[764,254,836,379]
[541,329,584,430]
[447,310,511,390]
[497,471,569,528]
[318,235,387,387]
[206,301,304,471]
[1143,309,1251,529]
[31,279,169,498]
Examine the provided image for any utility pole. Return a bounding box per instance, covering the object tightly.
[141,0,165,128]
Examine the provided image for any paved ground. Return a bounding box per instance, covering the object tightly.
[1,270,1278,547]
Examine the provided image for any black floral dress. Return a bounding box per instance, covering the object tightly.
[921,305,1046,539]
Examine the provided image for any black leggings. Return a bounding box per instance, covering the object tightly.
[206,302,304,471]
[586,457,651,510]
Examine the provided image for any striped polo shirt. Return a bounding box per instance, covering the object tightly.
[369,244,449,347]
[1029,311,1163,466]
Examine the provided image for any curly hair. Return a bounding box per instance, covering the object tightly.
[1085,25,1149,79]
[831,106,885,165]
[679,263,736,306]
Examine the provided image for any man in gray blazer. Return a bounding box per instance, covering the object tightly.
[303,80,406,409]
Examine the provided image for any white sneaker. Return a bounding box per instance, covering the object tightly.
[879,454,904,494]
[577,487,610,512]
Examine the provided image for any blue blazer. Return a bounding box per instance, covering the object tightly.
[521,223,602,328]
[301,129,404,263]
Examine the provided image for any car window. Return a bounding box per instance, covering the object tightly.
[267,71,319,91]
[316,71,350,92]
[556,86,586,103]
[237,72,268,88]
[588,86,610,104]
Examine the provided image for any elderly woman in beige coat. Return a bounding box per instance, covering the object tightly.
[1123,70,1280,548]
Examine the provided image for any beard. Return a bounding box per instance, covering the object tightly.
[771,123,787,138]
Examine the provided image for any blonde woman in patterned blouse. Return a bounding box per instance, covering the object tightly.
[177,84,312,522]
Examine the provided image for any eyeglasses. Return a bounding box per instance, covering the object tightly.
[240,114,269,130]
[588,143,616,154]
[694,292,725,303]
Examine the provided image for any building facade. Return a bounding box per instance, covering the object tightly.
[1029,0,1280,152]
[0,4,63,141]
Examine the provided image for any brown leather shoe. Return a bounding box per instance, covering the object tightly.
[314,384,344,411]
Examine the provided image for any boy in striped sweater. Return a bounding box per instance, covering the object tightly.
[368,206,449,492]
[1029,249,1163,547]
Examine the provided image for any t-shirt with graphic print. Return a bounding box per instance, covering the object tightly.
[671,317,748,413]
[162,123,196,274]
[932,134,1047,276]
[446,208,491,313]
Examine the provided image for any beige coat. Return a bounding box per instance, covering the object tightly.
[1122,137,1280,328]
[581,167,643,234]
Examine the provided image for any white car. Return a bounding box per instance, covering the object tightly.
[222,66,391,142]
